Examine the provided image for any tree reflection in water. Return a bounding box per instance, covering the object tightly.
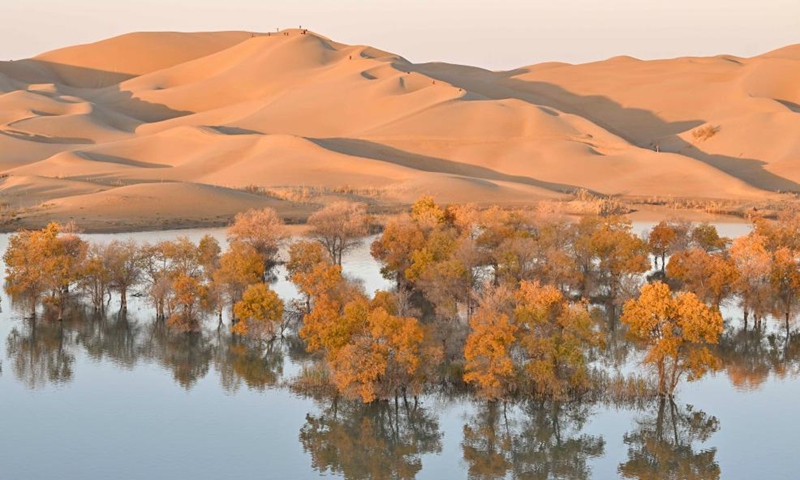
[462,401,604,480]
[215,334,285,392]
[3,308,285,392]
[10,306,800,479]
[5,317,75,389]
[618,398,720,480]
[718,327,800,391]
[299,399,442,480]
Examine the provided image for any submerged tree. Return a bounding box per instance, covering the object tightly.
[666,248,738,311]
[647,221,680,272]
[621,282,723,397]
[105,239,142,311]
[464,281,602,401]
[213,242,264,321]
[769,247,800,335]
[463,285,518,400]
[4,222,87,318]
[371,215,426,290]
[227,207,287,276]
[308,201,369,265]
[729,233,772,328]
[232,283,285,341]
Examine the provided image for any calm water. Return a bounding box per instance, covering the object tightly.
[1,223,798,480]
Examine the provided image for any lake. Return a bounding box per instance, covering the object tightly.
[2,222,798,480]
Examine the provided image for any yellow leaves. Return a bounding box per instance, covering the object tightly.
[232,283,284,340]
[621,281,723,396]
[227,207,287,270]
[308,201,369,265]
[666,248,738,308]
[298,277,434,402]
[410,195,446,229]
[648,221,678,257]
[464,309,518,400]
[287,240,345,311]
[4,222,88,314]
[370,214,425,286]
[515,281,564,326]
[464,281,599,400]
[214,243,264,294]
[329,302,430,403]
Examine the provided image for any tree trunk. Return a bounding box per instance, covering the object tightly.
[786,311,791,337]
[120,287,128,310]
[657,360,667,397]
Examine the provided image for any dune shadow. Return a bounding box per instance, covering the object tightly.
[0,127,94,145]
[311,137,585,195]
[0,60,193,124]
[411,62,800,193]
[76,151,171,169]
[776,99,800,113]
[208,125,262,135]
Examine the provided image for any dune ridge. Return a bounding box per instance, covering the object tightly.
[1,29,799,230]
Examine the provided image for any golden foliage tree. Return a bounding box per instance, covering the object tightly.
[514,281,601,399]
[648,221,679,271]
[232,283,285,340]
[308,201,369,265]
[464,281,601,401]
[463,286,518,400]
[621,282,723,397]
[105,239,142,311]
[213,242,265,320]
[729,233,772,328]
[769,247,800,334]
[371,214,426,289]
[331,306,432,402]
[227,207,287,274]
[167,272,207,333]
[666,248,738,310]
[286,240,336,315]
[4,222,87,318]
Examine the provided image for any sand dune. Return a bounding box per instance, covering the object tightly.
[18,182,314,231]
[1,29,799,230]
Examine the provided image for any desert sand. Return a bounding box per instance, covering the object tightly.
[0,29,798,230]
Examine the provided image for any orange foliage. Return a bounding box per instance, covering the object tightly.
[621,282,723,396]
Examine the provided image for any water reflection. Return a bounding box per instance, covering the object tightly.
[618,399,720,480]
[5,319,75,389]
[215,336,285,392]
[718,327,800,390]
[7,305,800,480]
[462,401,604,480]
[299,399,442,480]
[3,309,287,392]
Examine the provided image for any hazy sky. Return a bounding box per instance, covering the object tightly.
[4,0,800,69]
